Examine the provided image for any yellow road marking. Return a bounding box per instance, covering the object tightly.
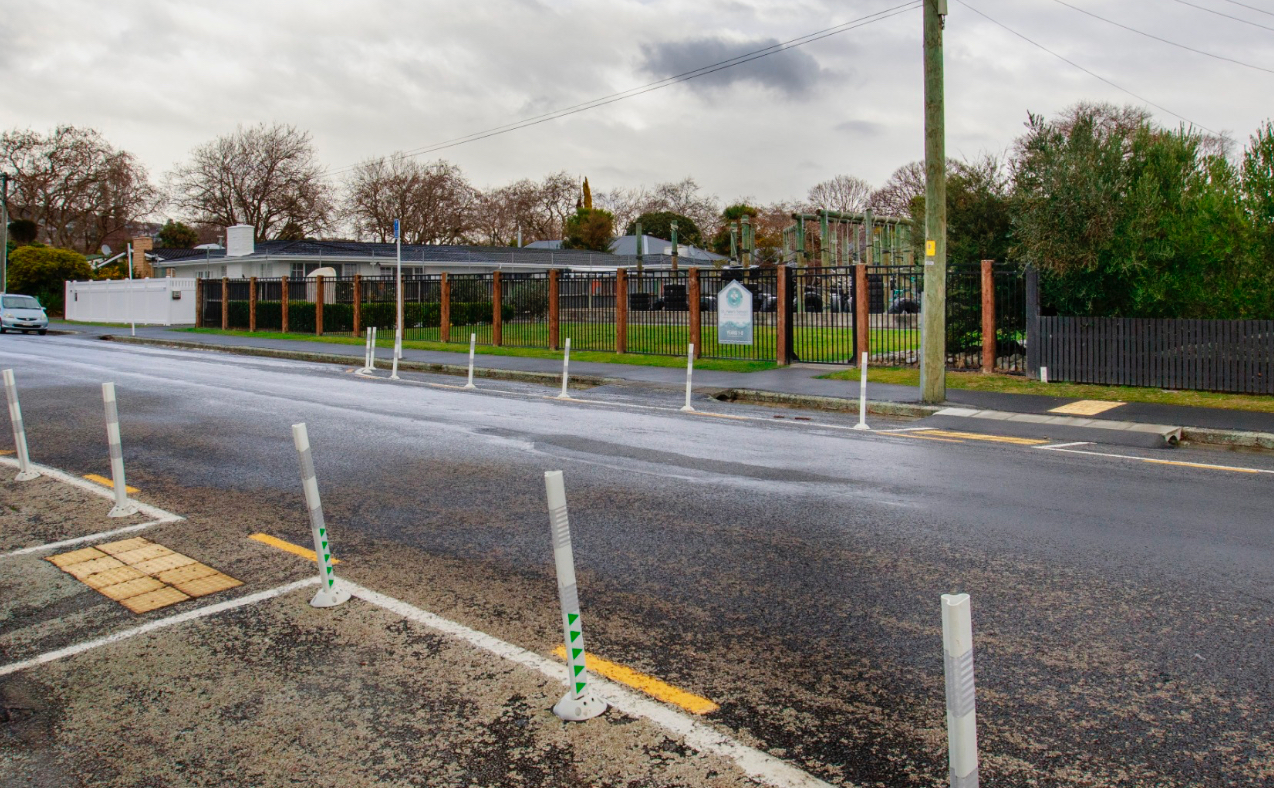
[893,432,964,443]
[249,533,341,564]
[551,644,719,715]
[83,473,139,494]
[917,430,1049,446]
[0,449,12,456]
[687,411,751,421]
[1050,400,1125,416]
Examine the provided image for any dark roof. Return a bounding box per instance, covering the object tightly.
[149,239,710,269]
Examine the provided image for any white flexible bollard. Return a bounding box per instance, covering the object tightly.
[942,593,978,788]
[390,326,402,381]
[854,351,870,430]
[557,338,572,399]
[369,327,377,371]
[1040,366,1049,384]
[292,423,350,608]
[544,470,607,721]
[464,333,476,389]
[101,383,138,517]
[681,343,695,412]
[3,369,39,481]
[363,327,373,371]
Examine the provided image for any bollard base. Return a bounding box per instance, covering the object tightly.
[310,582,351,608]
[108,502,139,518]
[14,470,40,481]
[553,691,607,722]
[463,382,476,389]
[680,404,695,413]
[853,422,871,431]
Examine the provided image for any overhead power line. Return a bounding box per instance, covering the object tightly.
[1221,0,1274,19]
[1051,0,1274,75]
[956,0,1215,133]
[326,1,921,178]
[1171,0,1274,32]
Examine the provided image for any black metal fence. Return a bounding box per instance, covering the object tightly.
[1036,317,1274,394]
[560,272,616,352]
[790,266,857,364]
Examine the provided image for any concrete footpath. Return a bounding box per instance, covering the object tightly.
[51,322,1274,450]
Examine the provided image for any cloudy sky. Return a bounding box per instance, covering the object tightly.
[2,0,1270,209]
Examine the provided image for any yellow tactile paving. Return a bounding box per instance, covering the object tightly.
[916,430,1050,446]
[80,566,146,590]
[1049,400,1125,416]
[132,553,197,575]
[98,576,165,601]
[120,587,191,614]
[112,544,174,564]
[155,562,218,586]
[95,537,155,556]
[46,538,240,615]
[47,547,107,567]
[62,556,126,579]
[173,572,242,598]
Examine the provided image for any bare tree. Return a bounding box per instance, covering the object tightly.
[0,126,160,252]
[595,177,720,241]
[167,123,334,240]
[344,155,476,244]
[806,174,872,214]
[869,161,926,218]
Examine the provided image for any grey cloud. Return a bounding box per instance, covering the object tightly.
[834,119,885,137]
[639,36,826,97]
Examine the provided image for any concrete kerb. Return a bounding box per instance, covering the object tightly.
[99,335,1274,451]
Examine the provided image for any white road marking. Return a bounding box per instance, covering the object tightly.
[0,578,319,678]
[1035,441,1093,450]
[0,457,183,523]
[345,581,833,788]
[1036,445,1274,474]
[0,516,182,559]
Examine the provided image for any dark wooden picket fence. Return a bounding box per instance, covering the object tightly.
[1034,316,1274,394]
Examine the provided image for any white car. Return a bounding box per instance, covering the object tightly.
[0,294,49,335]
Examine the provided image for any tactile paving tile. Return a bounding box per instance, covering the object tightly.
[120,586,190,614]
[80,565,146,590]
[132,553,196,576]
[95,537,155,556]
[112,544,174,565]
[173,571,243,598]
[155,562,218,586]
[98,576,165,601]
[61,556,125,579]
[46,547,107,567]
[1049,399,1125,416]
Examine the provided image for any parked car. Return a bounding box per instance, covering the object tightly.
[0,294,49,334]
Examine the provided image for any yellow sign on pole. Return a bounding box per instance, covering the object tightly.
[926,240,937,257]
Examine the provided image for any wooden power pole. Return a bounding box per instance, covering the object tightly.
[920,0,948,404]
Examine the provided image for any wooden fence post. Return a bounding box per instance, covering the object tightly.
[492,270,502,346]
[855,262,869,363]
[281,275,290,333]
[315,275,325,336]
[981,260,995,373]
[1025,266,1040,378]
[440,272,451,343]
[195,278,204,328]
[688,267,702,359]
[249,277,258,332]
[548,269,560,350]
[221,277,229,330]
[615,268,628,354]
[776,265,790,365]
[353,274,363,337]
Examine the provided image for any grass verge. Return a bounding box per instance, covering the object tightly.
[178,328,777,372]
[821,366,1274,413]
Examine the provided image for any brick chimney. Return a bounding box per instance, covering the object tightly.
[131,236,154,278]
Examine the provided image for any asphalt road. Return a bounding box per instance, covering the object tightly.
[2,333,1272,787]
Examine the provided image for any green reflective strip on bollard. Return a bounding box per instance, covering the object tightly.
[575,682,586,693]
[574,665,584,676]
[567,613,578,624]
[328,579,334,587]
[570,630,580,642]
[572,648,583,659]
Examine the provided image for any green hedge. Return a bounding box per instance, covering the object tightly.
[224,301,511,333]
